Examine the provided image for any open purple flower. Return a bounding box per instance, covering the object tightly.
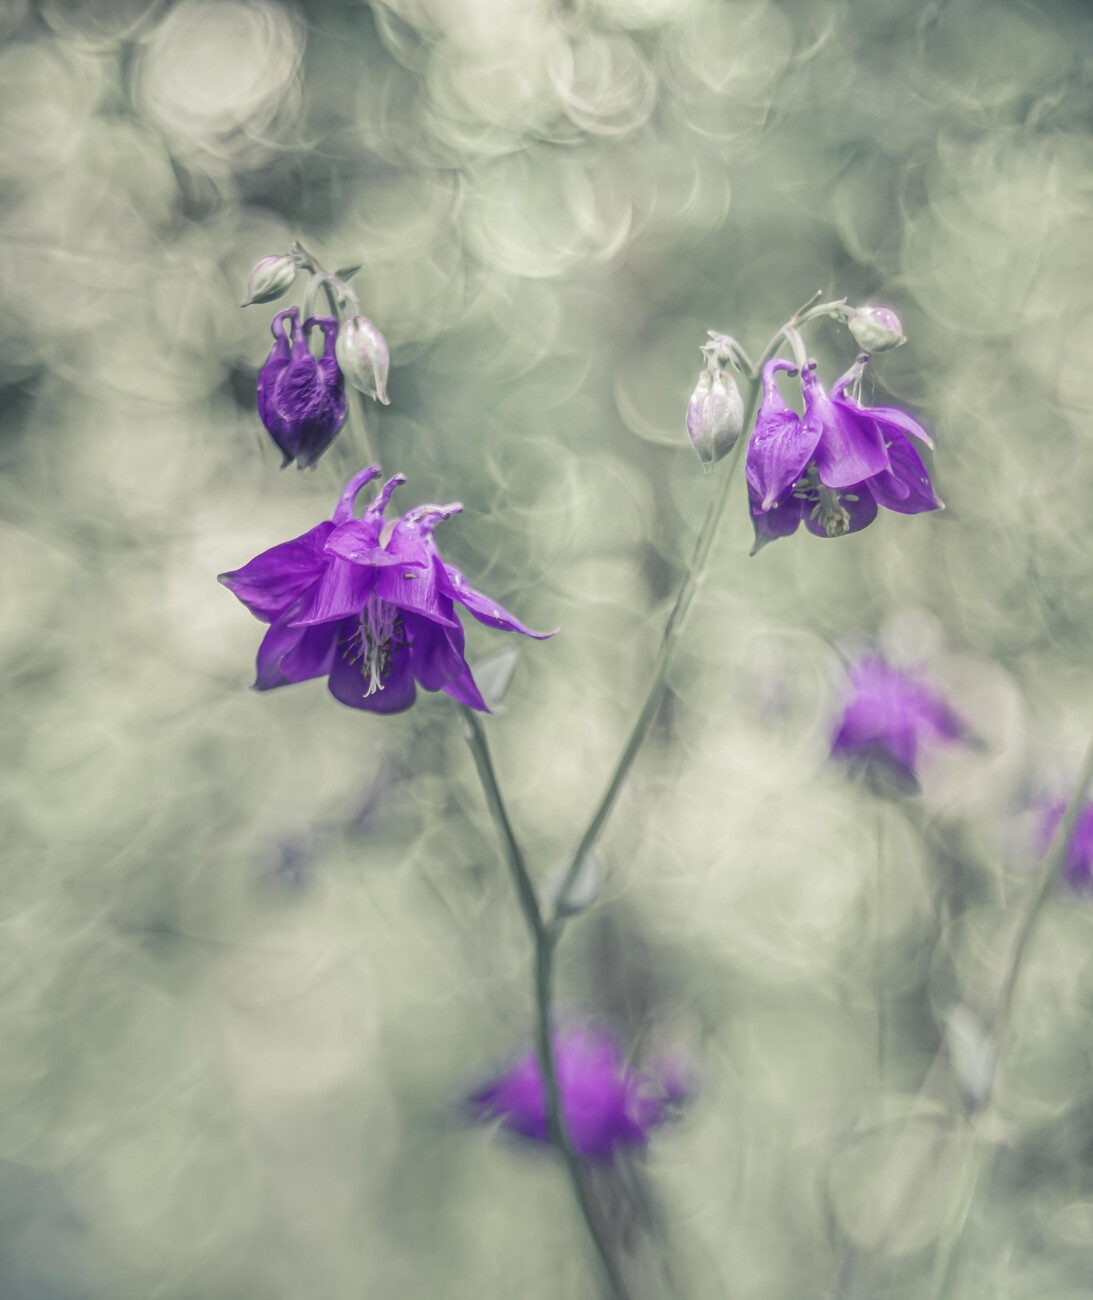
[257,307,347,470]
[831,654,970,792]
[219,466,555,714]
[1037,800,1093,890]
[747,356,941,552]
[468,1027,676,1161]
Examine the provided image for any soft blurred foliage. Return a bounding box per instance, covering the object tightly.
[2,0,1092,1296]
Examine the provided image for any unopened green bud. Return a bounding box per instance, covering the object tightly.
[847,305,905,353]
[335,315,390,404]
[241,254,298,307]
[686,367,744,468]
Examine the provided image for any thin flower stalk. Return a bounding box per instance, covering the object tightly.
[551,299,845,927]
[458,707,632,1300]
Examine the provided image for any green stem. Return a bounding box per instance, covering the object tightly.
[991,731,1093,1067]
[458,707,631,1300]
[549,306,835,927]
[929,730,1093,1300]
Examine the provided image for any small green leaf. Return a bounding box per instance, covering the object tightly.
[335,264,364,282]
[473,646,520,713]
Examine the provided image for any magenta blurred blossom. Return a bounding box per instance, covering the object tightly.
[747,356,941,552]
[257,307,347,469]
[219,466,555,714]
[1037,801,1093,890]
[831,654,969,789]
[469,1027,677,1161]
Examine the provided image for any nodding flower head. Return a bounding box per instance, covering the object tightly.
[257,307,347,470]
[830,654,970,793]
[335,315,390,404]
[468,1027,682,1161]
[746,355,941,553]
[218,467,556,715]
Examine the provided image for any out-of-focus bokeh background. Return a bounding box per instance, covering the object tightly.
[2,0,1093,1295]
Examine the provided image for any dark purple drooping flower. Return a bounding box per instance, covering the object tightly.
[747,356,942,553]
[219,467,555,714]
[1037,800,1093,891]
[257,307,347,470]
[468,1027,681,1161]
[830,654,970,791]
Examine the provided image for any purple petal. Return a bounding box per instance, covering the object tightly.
[868,404,934,450]
[758,357,798,414]
[746,410,820,513]
[325,520,424,568]
[442,664,491,712]
[375,536,460,628]
[219,521,333,623]
[358,473,407,527]
[407,613,468,691]
[749,485,805,554]
[332,466,383,526]
[745,361,819,511]
[327,639,417,713]
[864,433,943,515]
[254,611,341,690]
[803,368,890,489]
[442,564,557,639]
[468,1028,662,1160]
[290,555,379,627]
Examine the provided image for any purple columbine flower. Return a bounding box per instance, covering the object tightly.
[831,654,970,791]
[257,307,347,470]
[468,1027,677,1161]
[219,467,555,713]
[1037,800,1093,891]
[746,356,942,552]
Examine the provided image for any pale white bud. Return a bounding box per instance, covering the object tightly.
[335,315,390,404]
[241,254,297,307]
[847,305,905,353]
[686,368,744,468]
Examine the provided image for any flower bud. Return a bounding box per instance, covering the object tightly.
[847,305,905,353]
[241,254,298,307]
[686,367,744,468]
[335,315,390,404]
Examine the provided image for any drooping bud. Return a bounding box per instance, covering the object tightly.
[257,309,346,469]
[241,254,298,307]
[686,367,744,469]
[335,315,390,404]
[847,305,905,354]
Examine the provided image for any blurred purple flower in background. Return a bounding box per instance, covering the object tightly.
[469,1027,682,1161]
[831,654,970,791]
[219,467,554,714]
[1037,799,1093,890]
[257,307,347,469]
[747,355,941,551]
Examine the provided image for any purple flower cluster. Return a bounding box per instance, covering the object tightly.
[220,467,554,714]
[747,355,941,552]
[469,1027,682,1160]
[830,654,969,790]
